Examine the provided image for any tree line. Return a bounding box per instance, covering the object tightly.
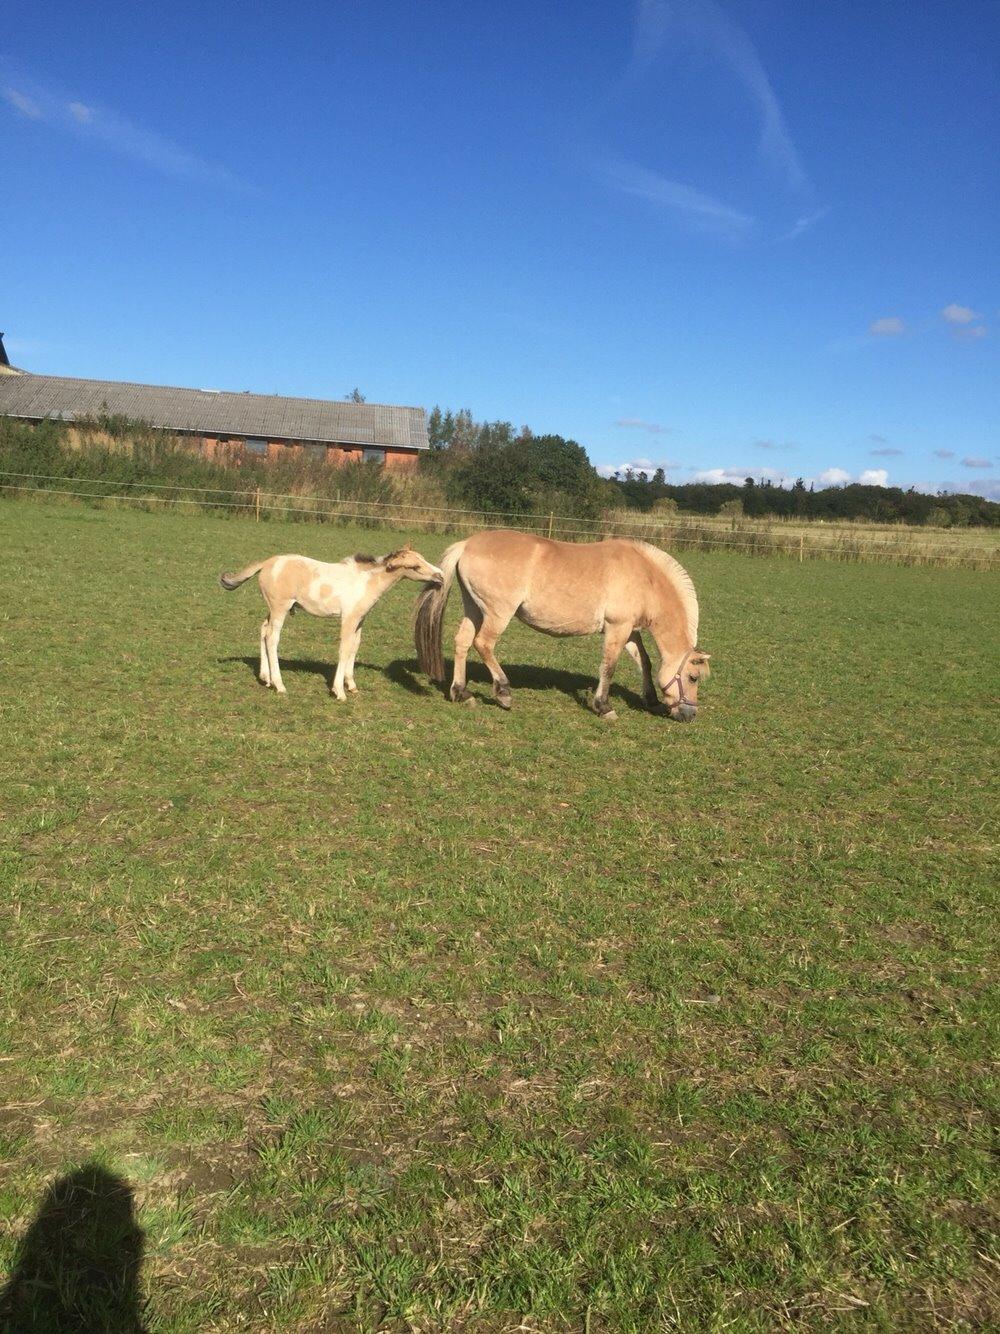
[423,406,998,527]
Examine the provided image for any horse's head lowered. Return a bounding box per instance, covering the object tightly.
[659,649,711,722]
[384,543,444,586]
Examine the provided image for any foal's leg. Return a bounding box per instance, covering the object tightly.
[625,630,659,708]
[474,612,515,709]
[593,624,631,719]
[264,601,293,694]
[333,614,363,699]
[259,619,271,686]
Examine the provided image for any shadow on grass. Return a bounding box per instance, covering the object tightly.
[219,655,334,690]
[383,658,654,712]
[0,1164,146,1332]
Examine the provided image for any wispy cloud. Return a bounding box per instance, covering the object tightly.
[941,303,979,325]
[869,433,889,444]
[753,439,794,452]
[631,0,813,199]
[870,446,903,456]
[869,316,906,337]
[2,76,243,189]
[3,87,41,119]
[615,417,677,435]
[933,449,955,460]
[961,456,993,469]
[599,159,752,239]
[782,207,829,241]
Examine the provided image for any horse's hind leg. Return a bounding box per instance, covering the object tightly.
[593,624,631,720]
[259,620,271,686]
[450,614,478,703]
[474,612,515,709]
[264,602,293,694]
[625,631,659,709]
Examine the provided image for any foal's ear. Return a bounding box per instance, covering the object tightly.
[402,541,413,551]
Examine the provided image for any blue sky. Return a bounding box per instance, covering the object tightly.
[2,0,997,496]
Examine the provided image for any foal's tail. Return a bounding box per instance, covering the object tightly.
[219,559,265,591]
[414,540,466,682]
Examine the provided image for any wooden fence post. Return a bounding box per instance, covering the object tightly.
[255,486,261,522]
[548,512,554,539]
[799,533,804,563]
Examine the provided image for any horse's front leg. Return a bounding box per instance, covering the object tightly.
[331,615,355,701]
[343,617,365,694]
[625,630,660,710]
[593,624,631,720]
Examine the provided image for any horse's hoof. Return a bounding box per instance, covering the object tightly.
[495,687,512,710]
[451,686,473,703]
[600,709,618,722]
[463,695,477,707]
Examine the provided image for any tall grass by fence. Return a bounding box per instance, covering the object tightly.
[2,469,998,569]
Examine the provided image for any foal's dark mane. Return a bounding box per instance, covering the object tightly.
[352,553,380,565]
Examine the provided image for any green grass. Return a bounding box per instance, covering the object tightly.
[1,499,997,1331]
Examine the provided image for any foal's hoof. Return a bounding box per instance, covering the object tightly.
[600,709,618,722]
[495,686,513,710]
[450,686,473,704]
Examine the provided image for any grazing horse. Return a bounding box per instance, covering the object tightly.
[415,530,710,720]
[221,543,443,699]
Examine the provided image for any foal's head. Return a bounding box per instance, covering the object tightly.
[384,543,444,586]
[659,649,711,722]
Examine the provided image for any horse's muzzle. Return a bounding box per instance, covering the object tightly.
[672,702,697,723]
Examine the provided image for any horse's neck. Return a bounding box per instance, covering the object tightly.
[646,616,690,665]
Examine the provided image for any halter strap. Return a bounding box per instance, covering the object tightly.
[663,650,698,709]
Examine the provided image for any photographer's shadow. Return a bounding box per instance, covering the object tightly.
[0,1164,146,1332]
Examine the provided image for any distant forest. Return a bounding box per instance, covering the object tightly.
[425,407,999,527]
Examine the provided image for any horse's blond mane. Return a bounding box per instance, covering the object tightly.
[634,542,699,645]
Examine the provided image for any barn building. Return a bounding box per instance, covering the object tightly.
[0,334,428,469]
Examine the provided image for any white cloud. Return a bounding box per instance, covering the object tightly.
[858,468,889,486]
[949,478,1000,500]
[599,159,752,240]
[597,456,675,478]
[2,75,243,188]
[869,316,905,337]
[941,303,978,325]
[3,87,41,119]
[615,417,675,435]
[961,456,992,469]
[818,467,852,486]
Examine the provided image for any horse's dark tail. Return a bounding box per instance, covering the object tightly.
[414,540,465,682]
[219,560,265,591]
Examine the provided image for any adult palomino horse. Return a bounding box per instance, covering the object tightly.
[415,530,710,720]
[221,543,443,699]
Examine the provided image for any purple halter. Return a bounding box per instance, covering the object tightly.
[662,650,699,710]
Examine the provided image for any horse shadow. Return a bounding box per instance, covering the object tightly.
[383,658,654,713]
[0,1164,146,1332]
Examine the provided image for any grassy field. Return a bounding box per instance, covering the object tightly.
[1,499,997,1331]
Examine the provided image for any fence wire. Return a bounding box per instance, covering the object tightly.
[1,471,996,570]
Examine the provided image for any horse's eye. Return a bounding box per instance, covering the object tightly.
[687,674,698,684]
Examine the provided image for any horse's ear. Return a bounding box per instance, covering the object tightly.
[403,541,413,551]
[691,652,711,664]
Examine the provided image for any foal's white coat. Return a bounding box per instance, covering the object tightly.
[221,544,443,699]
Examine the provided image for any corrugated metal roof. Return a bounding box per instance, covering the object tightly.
[0,373,429,449]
